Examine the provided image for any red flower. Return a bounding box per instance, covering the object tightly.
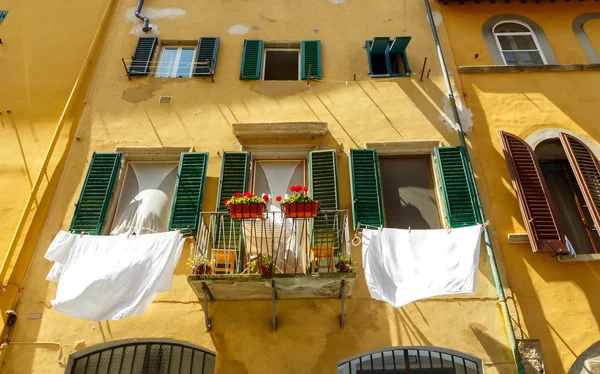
[224,199,230,205]
[236,192,242,198]
[290,186,297,193]
[276,196,282,202]
[244,192,253,198]
[262,194,269,202]
[302,186,309,192]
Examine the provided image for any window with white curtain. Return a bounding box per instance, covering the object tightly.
[156,47,196,78]
[110,162,178,235]
[493,21,546,65]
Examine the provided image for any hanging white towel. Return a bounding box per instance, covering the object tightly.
[362,225,482,308]
[46,231,184,321]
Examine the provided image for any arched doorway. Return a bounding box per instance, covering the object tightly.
[65,339,215,374]
[338,347,483,373]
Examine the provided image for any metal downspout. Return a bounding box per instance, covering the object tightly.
[135,0,151,32]
[423,1,525,373]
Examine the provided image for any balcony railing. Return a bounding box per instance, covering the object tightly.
[193,209,351,275]
[188,209,356,331]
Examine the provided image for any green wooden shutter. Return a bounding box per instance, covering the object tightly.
[309,150,340,267]
[435,146,480,228]
[214,152,251,272]
[301,40,322,80]
[349,149,384,230]
[169,152,209,234]
[69,152,122,235]
[240,40,263,80]
[128,37,157,76]
[309,150,339,211]
[216,152,251,211]
[193,37,220,76]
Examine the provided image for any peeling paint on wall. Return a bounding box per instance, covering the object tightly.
[430,11,443,27]
[229,24,250,35]
[126,7,186,36]
[440,96,474,133]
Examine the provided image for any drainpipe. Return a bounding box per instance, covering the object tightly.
[423,1,525,373]
[135,0,151,32]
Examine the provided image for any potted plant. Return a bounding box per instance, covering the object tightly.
[187,255,214,276]
[250,255,274,277]
[277,185,319,218]
[225,192,269,219]
[335,255,354,273]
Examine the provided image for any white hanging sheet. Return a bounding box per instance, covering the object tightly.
[362,225,482,308]
[46,231,184,321]
[110,163,177,236]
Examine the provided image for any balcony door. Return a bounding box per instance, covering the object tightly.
[249,159,308,273]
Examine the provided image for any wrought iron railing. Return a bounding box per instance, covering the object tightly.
[193,210,351,275]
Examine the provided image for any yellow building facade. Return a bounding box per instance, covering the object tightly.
[439,1,600,373]
[0,0,540,373]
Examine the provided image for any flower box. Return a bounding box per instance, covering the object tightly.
[228,202,266,219]
[282,201,320,218]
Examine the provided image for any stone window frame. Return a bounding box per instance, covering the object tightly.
[572,13,600,64]
[483,14,558,66]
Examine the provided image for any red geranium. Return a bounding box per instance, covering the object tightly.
[276,196,282,202]
[244,192,253,198]
[236,192,242,198]
[224,199,230,205]
[262,194,269,202]
[302,186,308,192]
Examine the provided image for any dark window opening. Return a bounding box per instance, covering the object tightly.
[370,53,388,75]
[263,49,299,80]
[536,139,600,254]
[379,156,441,230]
[390,53,408,75]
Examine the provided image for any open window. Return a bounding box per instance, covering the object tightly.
[240,40,322,80]
[349,146,478,231]
[366,37,411,78]
[499,131,600,255]
[69,149,208,236]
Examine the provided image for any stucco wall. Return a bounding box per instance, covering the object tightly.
[1,0,516,373]
[440,3,600,373]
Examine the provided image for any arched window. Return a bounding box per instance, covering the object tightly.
[337,347,483,373]
[493,21,546,65]
[65,339,215,374]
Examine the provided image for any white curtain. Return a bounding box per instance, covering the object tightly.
[111,163,178,236]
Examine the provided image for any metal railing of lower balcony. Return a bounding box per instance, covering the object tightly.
[193,210,351,275]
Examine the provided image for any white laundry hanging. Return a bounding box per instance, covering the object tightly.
[46,231,184,321]
[110,163,178,236]
[362,225,482,308]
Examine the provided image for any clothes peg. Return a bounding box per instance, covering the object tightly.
[408,227,411,233]
[80,231,85,238]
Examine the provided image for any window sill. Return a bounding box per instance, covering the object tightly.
[556,254,600,263]
[369,73,411,78]
[459,63,600,74]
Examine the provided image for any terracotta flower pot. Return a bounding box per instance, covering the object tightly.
[282,201,320,218]
[192,264,213,275]
[228,203,265,219]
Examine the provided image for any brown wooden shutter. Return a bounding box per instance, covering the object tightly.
[498,131,568,253]
[559,132,600,234]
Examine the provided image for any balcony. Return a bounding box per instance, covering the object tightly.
[187,210,356,330]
